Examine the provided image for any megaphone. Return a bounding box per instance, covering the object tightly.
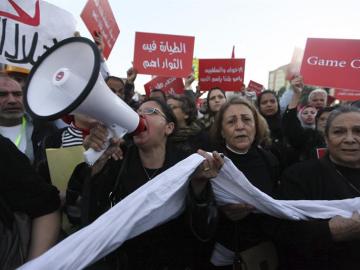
[24,37,146,165]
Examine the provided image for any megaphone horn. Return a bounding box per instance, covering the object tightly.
[24,37,146,165]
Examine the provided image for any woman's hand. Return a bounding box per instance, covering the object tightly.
[190,149,224,196]
[84,124,124,175]
[220,203,256,221]
[288,75,304,109]
[329,211,360,241]
[290,75,304,94]
[83,124,108,151]
[126,66,138,84]
[184,73,195,89]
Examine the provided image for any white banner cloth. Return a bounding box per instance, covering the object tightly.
[19,154,360,270]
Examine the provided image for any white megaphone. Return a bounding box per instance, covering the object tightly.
[24,37,146,165]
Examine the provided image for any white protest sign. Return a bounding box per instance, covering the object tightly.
[0,0,76,68]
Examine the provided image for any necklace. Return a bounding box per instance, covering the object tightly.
[142,166,160,181]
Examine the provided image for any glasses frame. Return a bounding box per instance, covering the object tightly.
[138,107,168,121]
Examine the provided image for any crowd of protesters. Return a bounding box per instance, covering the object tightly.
[1,35,360,270]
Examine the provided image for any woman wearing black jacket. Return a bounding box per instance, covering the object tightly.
[207,98,280,269]
[68,98,223,270]
[257,90,295,168]
[274,105,360,270]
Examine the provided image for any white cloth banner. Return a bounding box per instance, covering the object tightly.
[0,0,76,68]
[19,154,360,270]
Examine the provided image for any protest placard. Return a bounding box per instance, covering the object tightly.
[300,38,360,91]
[198,58,245,91]
[144,76,184,96]
[81,0,120,59]
[46,146,85,193]
[0,0,76,68]
[247,80,264,95]
[133,32,194,77]
[334,89,360,101]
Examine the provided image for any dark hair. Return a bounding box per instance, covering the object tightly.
[256,90,280,116]
[167,94,197,125]
[140,98,177,134]
[351,100,360,109]
[105,76,125,86]
[105,76,125,97]
[324,105,360,137]
[149,88,166,101]
[315,105,338,125]
[211,97,271,147]
[206,87,226,114]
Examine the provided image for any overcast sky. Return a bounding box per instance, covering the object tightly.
[47,0,359,93]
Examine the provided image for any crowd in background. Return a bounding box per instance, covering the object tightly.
[1,35,360,270]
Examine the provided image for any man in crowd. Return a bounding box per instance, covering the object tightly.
[106,76,126,100]
[0,73,57,167]
[308,88,328,109]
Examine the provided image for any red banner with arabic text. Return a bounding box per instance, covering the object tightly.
[81,0,120,59]
[334,89,360,101]
[198,59,245,91]
[247,80,264,95]
[133,32,195,78]
[144,77,184,96]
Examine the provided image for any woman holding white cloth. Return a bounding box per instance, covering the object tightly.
[276,105,360,270]
[206,97,280,269]
[72,97,223,270]
[205,101,360,270]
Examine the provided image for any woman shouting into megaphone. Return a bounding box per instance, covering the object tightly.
[66,97,223,270]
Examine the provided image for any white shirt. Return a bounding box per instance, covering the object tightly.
[0,124,27,153]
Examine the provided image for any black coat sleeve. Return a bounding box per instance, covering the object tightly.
[0,136,60,218]
[282,107,307,149]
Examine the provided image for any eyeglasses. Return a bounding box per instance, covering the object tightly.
[137,107,168,121]
[168,104,181,110]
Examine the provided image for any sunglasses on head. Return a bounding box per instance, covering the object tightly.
[137,107,168,121]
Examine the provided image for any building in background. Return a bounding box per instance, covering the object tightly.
[268,64,290,92]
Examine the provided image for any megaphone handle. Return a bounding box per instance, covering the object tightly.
[83,125,128,166]
[83,136,111,166]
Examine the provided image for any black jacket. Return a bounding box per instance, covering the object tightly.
[282,107,326,161]
[69,143,213,270]
[0,135,60,220]
[273,156,360,270]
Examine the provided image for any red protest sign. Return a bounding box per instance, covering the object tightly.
[247,80,264,95]
[316,148,327,159]
[334,89,360,101]
[133,32,195,78]
[300,38,360,91]
[81,0,120,59]
[144,77,185,96]
[286,47,304,80]
[198,59,245,91]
